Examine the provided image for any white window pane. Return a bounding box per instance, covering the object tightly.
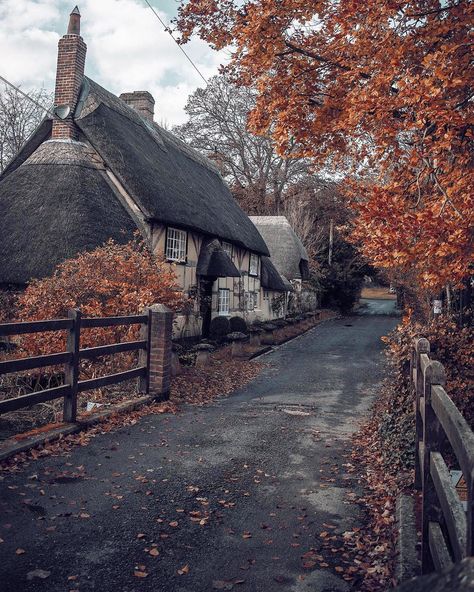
[166,228,187,262]
[249,254,259,276]
[218,289,230,315]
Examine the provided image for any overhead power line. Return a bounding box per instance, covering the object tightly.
[142,0,208,85]
[0,74,53,116]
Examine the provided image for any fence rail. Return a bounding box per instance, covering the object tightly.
[0,309,151,422]
[412,337,474,573]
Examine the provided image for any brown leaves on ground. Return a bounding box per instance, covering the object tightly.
[0,358,264,473]
[171,357,264,407]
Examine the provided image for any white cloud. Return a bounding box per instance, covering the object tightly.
[0,0,225,124]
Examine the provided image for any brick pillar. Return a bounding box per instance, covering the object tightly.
[147,304,173,401]
[51,7,87,141]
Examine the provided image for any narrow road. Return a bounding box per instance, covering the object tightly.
[0,310,397,592]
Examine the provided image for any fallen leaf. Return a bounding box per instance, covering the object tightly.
[79,513,90,519]
[149,548,160,557]
[15,548,26,555]
[212,579,245,590]
[177,564,189,575]
[169,521,179,527]
[134,571,148,578]
[26,569,50,580]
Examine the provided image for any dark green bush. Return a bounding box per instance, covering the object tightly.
[209,316,231,340]
[229,316,248,334]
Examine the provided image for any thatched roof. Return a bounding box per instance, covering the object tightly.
[0,140,136,285]
[261,257,292,292]
[76,78,269,256]
[196,239,240,278]
[0,76,269,285]
[250,216,309,280]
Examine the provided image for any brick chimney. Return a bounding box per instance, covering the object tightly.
[52,6,87,140]
[119,91,155,122]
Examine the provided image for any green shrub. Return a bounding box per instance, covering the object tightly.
[229,316,248,334]
[209,316,231,340]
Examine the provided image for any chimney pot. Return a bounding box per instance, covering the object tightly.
[120,91,155,122]
[67,6,81,35]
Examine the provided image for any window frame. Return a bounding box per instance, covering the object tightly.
[222,241,233,259]
[165,227,188,263]
[249,253,259,277]
[218,288,230,316]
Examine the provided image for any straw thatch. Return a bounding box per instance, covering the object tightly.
[0,76,269,285]
[261,257,292,292]
[196,239,241,278]
[76,78,269,256]
[250,216,309,280]
[0,140,136,284]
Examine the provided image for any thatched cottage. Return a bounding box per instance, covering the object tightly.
[250,216,317,314]
[0,7,291,337]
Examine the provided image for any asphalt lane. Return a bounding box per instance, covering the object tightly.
[0,310,398,592]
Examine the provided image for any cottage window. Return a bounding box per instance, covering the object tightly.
[253,291,259,309]
[218,289,230,315]
[249,253,259,276]
[245,291,258,311]
[166,227,187,262]
[222,241,233,258]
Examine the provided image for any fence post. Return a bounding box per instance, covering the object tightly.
[414,338,430,489]
[421,360,446,573]
[146,304,173,401]
[468,469,474,556]
[64,308,81,423]
[138,309,151,394]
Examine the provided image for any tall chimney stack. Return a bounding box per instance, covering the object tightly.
[52,6,87,140]
[119,91,155,122]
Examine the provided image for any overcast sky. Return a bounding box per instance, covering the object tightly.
[0,0,225,125]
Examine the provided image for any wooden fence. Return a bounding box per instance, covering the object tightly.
[0,306,174,423]
[412,337,474,573]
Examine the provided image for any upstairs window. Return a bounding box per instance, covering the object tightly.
[222,241,233,258]
[249,253,259,276]
[218,288,230,315]
[166,227,187,262]
[245,291,258,311]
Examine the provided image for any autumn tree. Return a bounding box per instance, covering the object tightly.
[0,83,52,172]
[174,74,311,214]
[177,0,474,309]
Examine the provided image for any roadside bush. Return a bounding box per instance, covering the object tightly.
[229,316,248,334]
[0,238,186,424]
[384,314,474,428]
[209,316,231,341]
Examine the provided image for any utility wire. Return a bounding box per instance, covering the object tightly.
[0,74,53,116]
[142,0,208,85]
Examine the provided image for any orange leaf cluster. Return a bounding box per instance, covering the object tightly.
[13,237,185,360]
[177,0,473,292]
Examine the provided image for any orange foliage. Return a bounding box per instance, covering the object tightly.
[15,238,185,359]
[177,0,473,293]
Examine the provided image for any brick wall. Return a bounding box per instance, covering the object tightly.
[52,19,87,140]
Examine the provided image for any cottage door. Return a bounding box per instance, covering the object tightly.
[199,278,214,337]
